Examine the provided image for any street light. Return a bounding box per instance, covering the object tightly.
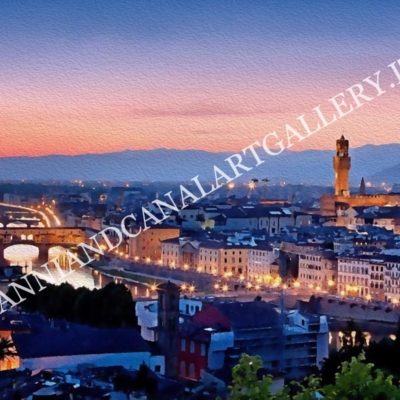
[150,283,157,292]
[189,285,196,293]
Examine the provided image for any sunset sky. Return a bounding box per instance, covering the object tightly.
[1,1,400,157]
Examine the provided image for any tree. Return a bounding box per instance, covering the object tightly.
[322,353,400,400]
[223,353,400,400]
[219,354,289,400]
[0,337,16,363]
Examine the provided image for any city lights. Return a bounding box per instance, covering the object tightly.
[150,284,157,292]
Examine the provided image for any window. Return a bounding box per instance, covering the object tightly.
[180,361,186,377]
[154,365,161,373]
[181,339,186,351]
[190,341,195,353]
[189,363,195,379]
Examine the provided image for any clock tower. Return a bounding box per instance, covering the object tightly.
[333,135,351,196]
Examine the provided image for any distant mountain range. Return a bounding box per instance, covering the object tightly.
[0,144,399,185]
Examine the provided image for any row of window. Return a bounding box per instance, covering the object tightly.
[338,265,369,274]
[299,274,322,280]
[181,339,206,356]
[300,264,322,271]
[200,256,217,262]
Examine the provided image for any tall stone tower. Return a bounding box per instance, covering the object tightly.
[157,281,180,378]
[359,177,366,195]
[333,135,351,196]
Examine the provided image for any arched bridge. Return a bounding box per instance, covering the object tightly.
[0,227,95,265]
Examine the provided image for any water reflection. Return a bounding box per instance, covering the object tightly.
[329,319,397,351]
[4,244,38,272]
[32,261,150,298]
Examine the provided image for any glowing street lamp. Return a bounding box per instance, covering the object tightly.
[214,283,220,290]
[189,285,195,293]
[228,183,235,190]
[293,281,300,288]
[222,284,229,292]
[183,264,189,270]
[181,283,188,291]
[247,282,252,289]
[150,284,157,292]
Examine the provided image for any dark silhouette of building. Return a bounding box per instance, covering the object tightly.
[359,177,366,195]
[157,281,180,378]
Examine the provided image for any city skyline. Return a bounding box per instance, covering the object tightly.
[1,1,400,157]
